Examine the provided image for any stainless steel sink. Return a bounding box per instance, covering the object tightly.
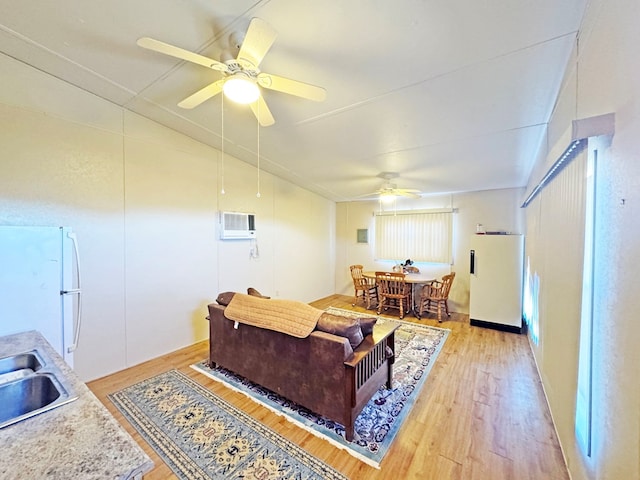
[0,350,77,429]
[0,351,43,384]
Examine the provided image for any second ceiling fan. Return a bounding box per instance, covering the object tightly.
[137,18,326,126]
[360,172,421,201]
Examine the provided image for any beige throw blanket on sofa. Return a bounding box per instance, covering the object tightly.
[224,293,323,338]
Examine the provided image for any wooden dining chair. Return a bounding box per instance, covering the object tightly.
[418,272,456,322]
[349,264,378,309]
[375,271,411,319]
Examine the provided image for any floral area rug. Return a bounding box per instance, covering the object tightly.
[109,370,347,480]
[191,307,450,468]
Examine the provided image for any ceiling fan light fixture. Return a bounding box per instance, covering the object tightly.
[223,74,259,104]
[380,192,397,203]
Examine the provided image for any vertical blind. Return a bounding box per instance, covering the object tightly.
[523,147,591,456]
[374,210,453,263]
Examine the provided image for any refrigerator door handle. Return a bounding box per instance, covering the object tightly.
[470,250,475,274]
[62,231,82,354]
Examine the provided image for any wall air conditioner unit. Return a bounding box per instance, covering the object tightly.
[219,211,256,240]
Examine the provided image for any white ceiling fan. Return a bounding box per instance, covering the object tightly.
[360,172,421,201]
[137,18,326,126]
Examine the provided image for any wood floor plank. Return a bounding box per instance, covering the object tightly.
[87,294,569,479]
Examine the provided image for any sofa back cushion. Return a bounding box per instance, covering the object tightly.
[316,313,365,348]
[358,316,377,337]
[247,287,271,299]
[216,291,236,306]
[217,287,269,305]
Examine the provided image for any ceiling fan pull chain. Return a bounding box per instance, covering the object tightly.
[221,94,225,195]
[256,100,261,198]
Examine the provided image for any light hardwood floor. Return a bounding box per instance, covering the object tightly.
[88,295,569,480]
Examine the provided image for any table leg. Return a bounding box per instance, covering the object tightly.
[386,332,396,388]
[411,283,422,319]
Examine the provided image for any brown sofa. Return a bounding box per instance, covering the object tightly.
[207,293,399,441]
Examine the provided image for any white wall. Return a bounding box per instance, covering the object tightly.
[336,188,525,314]
[0,53,336,381]
[524,0,640,478]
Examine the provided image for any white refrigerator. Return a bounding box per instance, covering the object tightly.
[0,226,82,366]
[469,234,524,333]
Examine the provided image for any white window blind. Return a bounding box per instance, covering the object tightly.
[523,146,592,457]
[374,210,452,263]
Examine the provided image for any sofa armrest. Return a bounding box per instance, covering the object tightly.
[344,335,381,368]
[344,321,400,369]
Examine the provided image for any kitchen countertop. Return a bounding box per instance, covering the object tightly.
[0,331,153,480]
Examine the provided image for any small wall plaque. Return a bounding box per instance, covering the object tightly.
[357,228,368,244]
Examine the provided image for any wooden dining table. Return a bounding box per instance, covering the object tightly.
[363,271,435,318]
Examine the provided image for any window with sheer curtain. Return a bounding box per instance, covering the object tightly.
[374,210,453,263]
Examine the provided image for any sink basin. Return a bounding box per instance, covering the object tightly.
[0,374,61,423]
[0,351,77,429]
[0,351,43,375]
[0,351,43,384]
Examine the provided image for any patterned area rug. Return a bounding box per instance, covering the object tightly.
[191,307,450,468]
[109,370,347,480]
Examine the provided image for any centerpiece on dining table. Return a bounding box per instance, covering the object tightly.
[392,259,419,274]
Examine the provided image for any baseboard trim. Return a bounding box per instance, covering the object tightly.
[470,318,523,334]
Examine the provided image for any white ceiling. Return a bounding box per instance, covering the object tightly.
[0,0,586,201]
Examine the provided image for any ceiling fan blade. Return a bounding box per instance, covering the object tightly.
[249,95,275,127]
[137,37,228,72]
[178,79,225,109]
[358,188,421,199]
[396,191,421,198]
[237,18,277,69]
[258,73,326,102]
